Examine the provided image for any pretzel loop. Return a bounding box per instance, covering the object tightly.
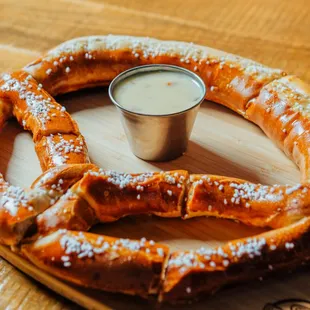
[1,35,310,303]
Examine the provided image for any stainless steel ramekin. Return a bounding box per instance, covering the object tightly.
[108,64,206,161]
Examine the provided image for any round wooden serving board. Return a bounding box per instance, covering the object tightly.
[1,86,310,309]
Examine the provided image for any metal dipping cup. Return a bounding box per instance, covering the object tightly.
[108,64,206,161]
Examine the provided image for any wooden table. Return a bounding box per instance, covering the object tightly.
[0,0,310,309]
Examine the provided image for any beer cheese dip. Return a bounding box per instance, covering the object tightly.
[112,70,204,115]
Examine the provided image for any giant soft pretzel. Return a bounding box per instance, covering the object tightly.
[1,35,310,303]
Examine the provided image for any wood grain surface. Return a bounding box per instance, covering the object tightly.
[0,0,310,309]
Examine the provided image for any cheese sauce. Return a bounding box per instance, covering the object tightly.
[112,71,204,115]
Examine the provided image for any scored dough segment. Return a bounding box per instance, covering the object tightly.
[0,35,310,303]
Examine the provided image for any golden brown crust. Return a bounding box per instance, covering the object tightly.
[246,75,310,182]
[160,217,310,303]
[185,174,310,228]
[30,164,98,236]
[21,229,169,297]
[35,187,97,235]
[75,170,188,222]
[0,71,79,142]
[31,163,97,190]
[0,183,51,245]
[35,134,90,171]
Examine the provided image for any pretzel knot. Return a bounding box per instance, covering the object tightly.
[1,35,310,303]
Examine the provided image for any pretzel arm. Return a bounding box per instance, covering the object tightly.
[0,71,92,244]
[31,163,97,191]
[0,71,91,172]
[0,71,79,142]
[35,169,188,234]
[160,217,310,303]
[186,175,310,228]
[0,76,48,245]
[21,229,169,297]
[36,171,310,235]
[35,188,97,235]
[35,133,90,171]
[0,181,51,245]
[75,170,189,221]
[31,164,98,235]
[31,163,98,210]
[0,164,96,245]
[23,35,285,115]
[246,76,310,182]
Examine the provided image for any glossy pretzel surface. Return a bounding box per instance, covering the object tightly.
[1,35,310,303]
